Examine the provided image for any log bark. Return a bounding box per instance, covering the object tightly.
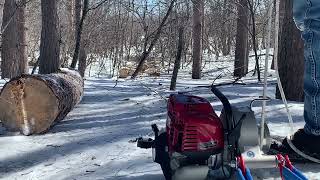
[0,69,84,135]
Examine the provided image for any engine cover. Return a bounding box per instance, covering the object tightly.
[167,93,224,156]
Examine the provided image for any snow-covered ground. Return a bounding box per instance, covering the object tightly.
[1,56,320,180]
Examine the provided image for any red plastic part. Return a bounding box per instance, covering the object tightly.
[277,154,296,180]
[276,154,285,180]
[166,94,224,153]
[237,156,246,176]
[284,155,294,171]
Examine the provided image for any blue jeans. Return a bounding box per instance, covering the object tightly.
[293,0,320,135]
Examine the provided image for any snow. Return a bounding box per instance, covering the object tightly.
[1,57,320,180]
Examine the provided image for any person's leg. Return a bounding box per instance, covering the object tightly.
[294,0,320,136]
[269,1,320,159]
[293,0,306,31]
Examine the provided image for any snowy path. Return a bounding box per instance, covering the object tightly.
[1,75,320,180]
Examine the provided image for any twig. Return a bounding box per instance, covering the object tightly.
[214,82,246,87]
[212,73,223,84]
[214,76,246,87]
[88,0,109,11]
[113,79,119,88]
[136,81,168,103]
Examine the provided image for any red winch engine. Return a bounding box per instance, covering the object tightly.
[137,86,255,180]
[167,93,224,155]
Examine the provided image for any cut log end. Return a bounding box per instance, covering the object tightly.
[0,70,83,135]
[0,77,59,135]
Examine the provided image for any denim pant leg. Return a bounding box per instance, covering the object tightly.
[293,0,320,135]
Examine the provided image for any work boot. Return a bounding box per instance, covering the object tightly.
[269,129,320,162]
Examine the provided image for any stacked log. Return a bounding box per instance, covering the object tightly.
[0,69,83,135]
[144,68,161,77]
[119,60,162,78]
[118,67,133,78]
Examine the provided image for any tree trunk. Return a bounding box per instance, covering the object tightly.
[39,0,60,74]
[0,0,4,24]
[276,0,304,101]
[78,46,87,77]
[70,0,89,69]
[1,0,28,78]
[67,0,75,35]
[234,0,249,77]
[170,27,184,91]
[74,0,81,44]
[17,0,28,75]
[271,0,286,70]
[1,0,17,78]
[221,0,231,56]
[192,0,203,79]
[248,0,261,81]
[31,58,40,74]
[0,69,84,135]
[74,0,87,77]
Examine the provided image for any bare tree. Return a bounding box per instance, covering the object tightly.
[234,0,249,77]
[17,0,28,75]
[14,0,277,79]
[39,0,60,74]
[276,0,304,101]
[70,0,89,70]
[78,46,87,76]
[74,0,88,77]
[247,0,261,81]
[131,0,177,79]
[1,0,28,78]
[192,0,204,79]
[1,0,17,78]
[170,27,184,90]
[220,0,232,56]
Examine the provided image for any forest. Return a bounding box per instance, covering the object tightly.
[0,0,302,94]
[0,0,318,180]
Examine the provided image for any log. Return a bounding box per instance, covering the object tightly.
[0,69,84,135]
[118,67,133,78]
[144,68,161,77]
